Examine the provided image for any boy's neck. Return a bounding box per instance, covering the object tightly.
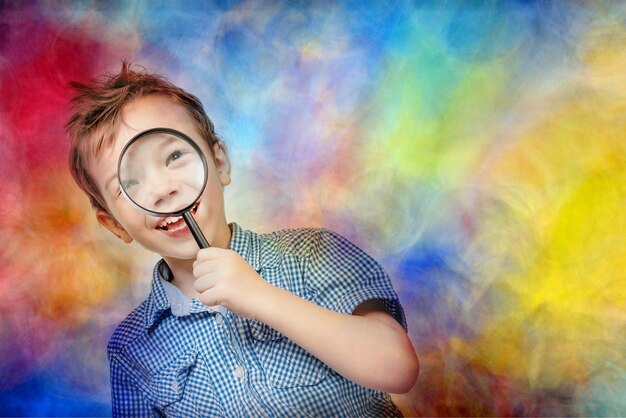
[163,222,232,300]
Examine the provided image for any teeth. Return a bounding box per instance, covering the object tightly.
[157,202,199,230]
[159,216,182,229]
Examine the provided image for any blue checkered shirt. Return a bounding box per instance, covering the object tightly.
[108,223,407,417]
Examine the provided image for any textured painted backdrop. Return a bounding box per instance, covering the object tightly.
[1,1,625,416]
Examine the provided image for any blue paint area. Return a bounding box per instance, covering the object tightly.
[0,373,111,417]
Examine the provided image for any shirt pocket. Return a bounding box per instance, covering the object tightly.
[150,348,199,416]
[248,320,330,389]
[117,348,198,417]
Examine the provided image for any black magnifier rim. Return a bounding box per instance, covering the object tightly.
[117,127,209,217]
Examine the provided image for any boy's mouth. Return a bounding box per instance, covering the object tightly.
[156,202,200,231]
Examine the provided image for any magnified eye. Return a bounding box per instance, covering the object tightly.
[166,150,185,166]
[122,179,139,190]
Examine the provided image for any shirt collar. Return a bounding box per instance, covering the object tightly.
[144,261,171,330]
[144,260,220,330]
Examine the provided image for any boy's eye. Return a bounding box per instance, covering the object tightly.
[121,179,139,190]
[166,150,184,166]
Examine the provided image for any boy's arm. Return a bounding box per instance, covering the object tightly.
[193,248,419,394]
[257,285,419,394]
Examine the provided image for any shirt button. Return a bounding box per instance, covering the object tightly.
[216,314,224,325]
[172,380,179,391]
[234,365,245,379]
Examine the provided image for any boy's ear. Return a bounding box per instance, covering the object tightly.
[96,210,134,244]
[212,141,231,186]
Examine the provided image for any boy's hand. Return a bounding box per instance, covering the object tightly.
[193,248,271,319]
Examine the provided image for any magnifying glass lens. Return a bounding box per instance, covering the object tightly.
[118,130,206,215]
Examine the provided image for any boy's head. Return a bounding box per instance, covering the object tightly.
[67,62,219,215]
[67,63,232,258]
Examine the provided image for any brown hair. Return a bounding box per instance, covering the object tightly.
[66,62,219,214]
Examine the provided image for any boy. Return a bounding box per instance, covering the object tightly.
[67,63,419,417]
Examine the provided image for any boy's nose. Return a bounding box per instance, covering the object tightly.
[149,180,181,212]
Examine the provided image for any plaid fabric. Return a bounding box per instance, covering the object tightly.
[108,223,406,417]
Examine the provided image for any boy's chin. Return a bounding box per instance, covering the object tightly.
[151,242,201,261]
[161,249,199,261]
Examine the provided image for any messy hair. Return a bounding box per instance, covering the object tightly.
[66,62,219,214]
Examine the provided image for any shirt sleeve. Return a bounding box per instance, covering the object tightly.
[305,229,407,331]
[110,355,157,418]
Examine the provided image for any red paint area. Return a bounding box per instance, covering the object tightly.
[0,4,138,393]
[1,6,129,169]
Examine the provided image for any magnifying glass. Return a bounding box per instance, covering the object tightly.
[118,127,210,248]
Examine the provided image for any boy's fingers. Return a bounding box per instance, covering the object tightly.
[196,247,236,262]
[194,275,217,293]
[195,248,213,263]
[196,287,219,307]
[193,260,217,278]
[195,247,229,263]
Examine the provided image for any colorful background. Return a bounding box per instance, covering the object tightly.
[1,0,625,416]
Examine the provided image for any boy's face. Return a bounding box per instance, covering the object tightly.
[88,95,231,260]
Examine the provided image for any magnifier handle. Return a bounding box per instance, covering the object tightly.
[182,211,210,248]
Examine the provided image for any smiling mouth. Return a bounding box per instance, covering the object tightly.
[157,202,200,231]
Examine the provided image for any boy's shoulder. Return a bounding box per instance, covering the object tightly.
[106,298,151,358]
[257,226,372,267]
[258,226,349,257]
